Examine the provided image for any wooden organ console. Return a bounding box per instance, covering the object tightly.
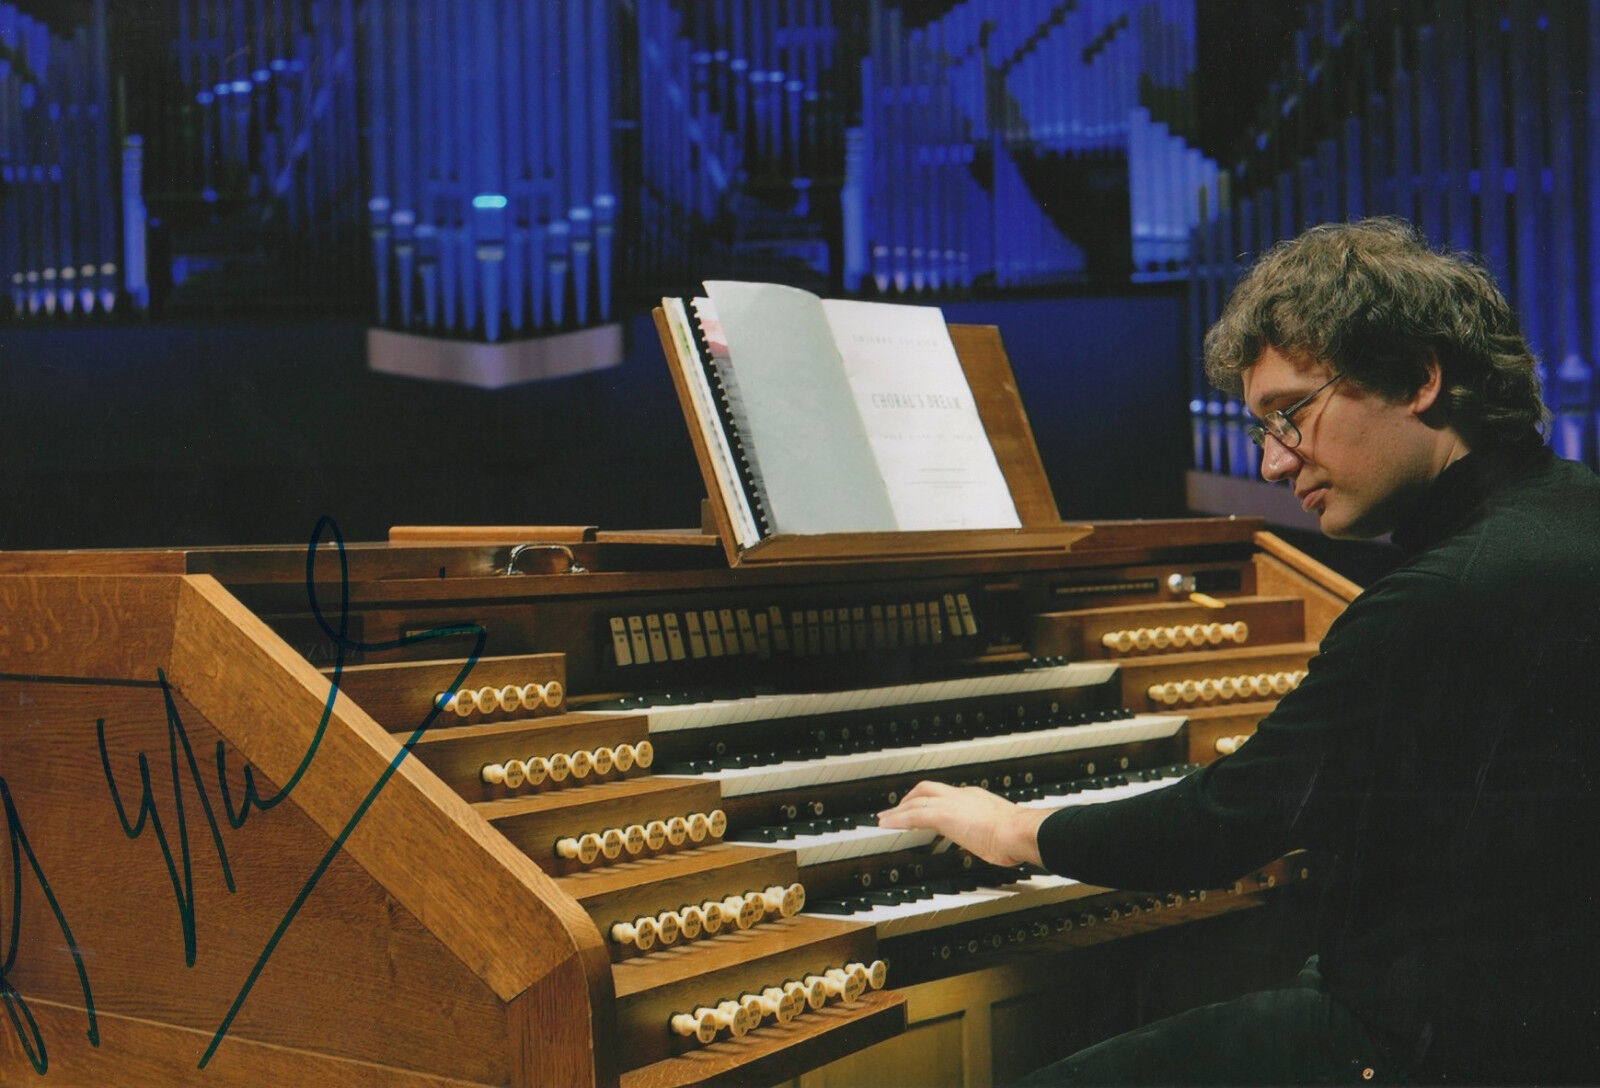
[0,518,1357,1087]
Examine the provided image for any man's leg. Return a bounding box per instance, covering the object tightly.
[1012,961,1405,1086]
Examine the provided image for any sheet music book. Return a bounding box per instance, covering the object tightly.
[661,281,1021,549]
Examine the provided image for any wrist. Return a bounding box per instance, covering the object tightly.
[1003,805,1049,867]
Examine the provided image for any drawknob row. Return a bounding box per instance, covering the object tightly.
[1102,621,1248,654]
[669,961,888,1045]
[610,883,806,951]
[481,741,653,789]
[436,680,565,717]
[1146,669,1305,706]
[555,809,726,867]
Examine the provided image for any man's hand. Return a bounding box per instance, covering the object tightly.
[877,780,1051,868]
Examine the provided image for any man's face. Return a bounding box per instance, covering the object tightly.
[1242,347,1444,539]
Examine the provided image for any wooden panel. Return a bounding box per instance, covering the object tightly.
[1031,596,1306,660]
[800,1009,967,1088]
[1251,532,1361,642]
[1181,701,1279,762]
[407,713,652,801]
[946,324,1060,527]
[0,574,180,679]
[0,677,513,1084]
[165,576,607,1006]
[390,525,598,543]
[327,653,568,729]
[1113,644,1319,712]
[1,999,500,1088]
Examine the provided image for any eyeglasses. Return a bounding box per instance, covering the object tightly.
[1245,373,1343,449]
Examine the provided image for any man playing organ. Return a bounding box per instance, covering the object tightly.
[881,217,1600,1084]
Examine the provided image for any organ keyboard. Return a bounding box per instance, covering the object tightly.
[0,516,1358,1086]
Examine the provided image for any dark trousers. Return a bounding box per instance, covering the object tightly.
[1012,958,1408,1086]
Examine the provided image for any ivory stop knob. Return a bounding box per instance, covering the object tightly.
[522,755,549,786]
[677,904,705,940]
[698,900,725,934]
[671,1009,717,1044]
[665,817,689,847]
[611,743,636,772]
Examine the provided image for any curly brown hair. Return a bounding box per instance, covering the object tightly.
[1203,218,1547,449]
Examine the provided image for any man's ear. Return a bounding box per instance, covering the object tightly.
[1410,353,1444,416]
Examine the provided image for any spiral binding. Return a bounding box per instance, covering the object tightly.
[687,297,773,538]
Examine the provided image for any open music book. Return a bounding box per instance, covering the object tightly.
[660,281,1021,549]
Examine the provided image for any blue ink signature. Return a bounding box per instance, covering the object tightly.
[90,515,485,1070]
[1,776,99,1073]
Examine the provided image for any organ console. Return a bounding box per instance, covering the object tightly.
[0,511,1357,1086]
[0,325,1361,1086]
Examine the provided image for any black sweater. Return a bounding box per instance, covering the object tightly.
[1038,445,1600,1082]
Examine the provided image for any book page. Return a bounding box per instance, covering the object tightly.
[820,299,1022,530]
[661,297,763,548]
[703,281,897,533]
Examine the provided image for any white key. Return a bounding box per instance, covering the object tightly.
[706,714,1182,797]
[589,663,1118,734]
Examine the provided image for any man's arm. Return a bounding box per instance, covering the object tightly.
[878,568,1452,889]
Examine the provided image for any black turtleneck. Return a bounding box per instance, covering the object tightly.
[1037,442,1600,1082]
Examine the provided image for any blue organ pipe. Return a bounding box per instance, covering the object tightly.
[887,4,910,291]
[1440,12,1471,252]
[1341,114,1363,219]
[543,0,567,327]
[523,0,547,330]
[1388,28,1414,222]
[500,0,526,334]
[1509,5,1544,360]
[1275,149,1294,241]
[416,0,442,327]
[471,0,504,340]
[391,0,418,328]
[121,135,148,310]
[438,0,463,332]
[1555,353,1592,464]
[1315,138,1338,222]
[908,26,926,292]
[446,0,472,332]
[1548,7,1580,363]
[366,0,391,324]
[31,17,55,316]
[1589,0,1600,372]
[90,0,113,312]
[1294,154,1314,229]
[58,35,80,315]
[2,5,17,313]
[1474,2,1508,300]
[567,0,594,326]
[588,0,614,321]
[1361,89,1387,218]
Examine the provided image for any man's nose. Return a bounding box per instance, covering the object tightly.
[1258,436,1300,482]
